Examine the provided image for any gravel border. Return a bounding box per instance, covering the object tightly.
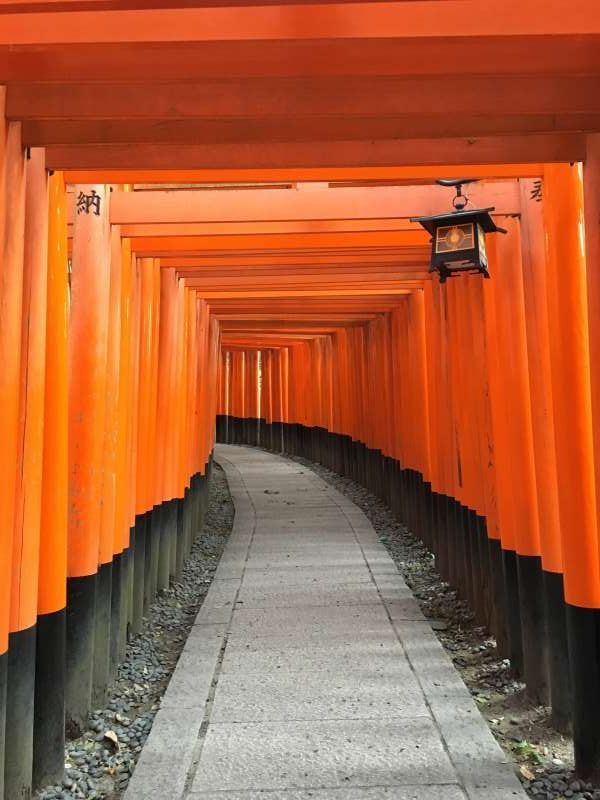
[283,451,599,800]
[36,463,234,800]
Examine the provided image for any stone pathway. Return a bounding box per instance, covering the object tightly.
[124,445,527,800]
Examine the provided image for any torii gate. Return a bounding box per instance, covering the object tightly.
[1,2,600,798]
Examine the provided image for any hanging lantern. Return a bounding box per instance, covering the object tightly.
[411,179,506,283]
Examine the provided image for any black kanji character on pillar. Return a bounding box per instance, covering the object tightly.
[76,189,102,216]
[529,179,543,203]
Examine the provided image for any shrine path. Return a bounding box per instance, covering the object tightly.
[124,444,526,800]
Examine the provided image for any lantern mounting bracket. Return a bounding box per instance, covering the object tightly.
[436,177,478,211]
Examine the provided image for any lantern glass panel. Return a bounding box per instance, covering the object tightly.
[435,222,474,254]
[477,223,488,267]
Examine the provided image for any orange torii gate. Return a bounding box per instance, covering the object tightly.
[1,3,600,798]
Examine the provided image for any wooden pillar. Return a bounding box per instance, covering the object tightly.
[92,223,122,706]
[172,278,187,578]
[127,255,143,627]
[422,284,442,556]
[223,351,232,442]
[262,349,273,448]
[244,349,259,446]
[6,147,48,800]
[92,226,122,708]
[544,163,600,779]
[232,351,245,444]
[207,316,221,458]
[465,277,505,646]
[156,267,179,590]
[584,135,600,527]
[66,184,111,733]
[271,349,283,451]
[520,180,569,728]
[34,171,68,788]
[492,220,547,700]
[0,117,26,800]
[444,281,474,600]
[136,257,159,616]
[482,260,523,675]
[114,236,133,662]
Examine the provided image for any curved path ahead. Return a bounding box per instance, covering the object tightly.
[125,445,526,800]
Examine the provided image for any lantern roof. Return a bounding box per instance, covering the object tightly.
[410,207,507,236]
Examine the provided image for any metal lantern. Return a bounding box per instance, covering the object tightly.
[411,179,506,283]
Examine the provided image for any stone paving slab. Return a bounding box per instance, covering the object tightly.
[238,566,373,587]
[220,632,407,674]
[124,445,527,800]
[206,680,428,724]
[227,603,392,639]
[188,788,468,800]
[234,582,382,608]
[252,513,350,523]
[191,718,457,792]
[245,546,362,558]
[210,660,428,722]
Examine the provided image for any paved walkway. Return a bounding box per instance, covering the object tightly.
[125,445,526,800]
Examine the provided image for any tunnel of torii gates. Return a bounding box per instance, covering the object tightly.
[1,1,600,799]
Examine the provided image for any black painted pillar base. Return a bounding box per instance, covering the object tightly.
[193,475,203,539]
[132,514,146,634]
[66,573,96,736]
[262,421,270,450]
[421,479,433,548]
[92,561,112,708]
[182,487,193,560]
[543,571,571,733]
[566,604,600,781]
[488,538,510,659]
[145,506,160,612]
[169,499,179,579]
[33,609,65,789]
[109,553,123,679]
[0,650,6,800]
[119,547,129,661]
[199,475,205,531]
[459,505,474,608]
[175,498,186,578]
[275,421,284,452]
[216,414,227,442]
[158,500,174,591]
[502,548,524,678]
[466,509,480,615]
[199,474,208,531]
[126,527,135,634]
[189,478,197,542]
[251,417,256,446]
[143,509,153,613]
[189,483,197,547]
[195,478,202,534]
[204,471,210,518]
[433,493,448,581]
[517,554,550,704]
[446,498,459,590]
[4,625,36,800]
[223,414,231,443]
[474,516,492,627]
